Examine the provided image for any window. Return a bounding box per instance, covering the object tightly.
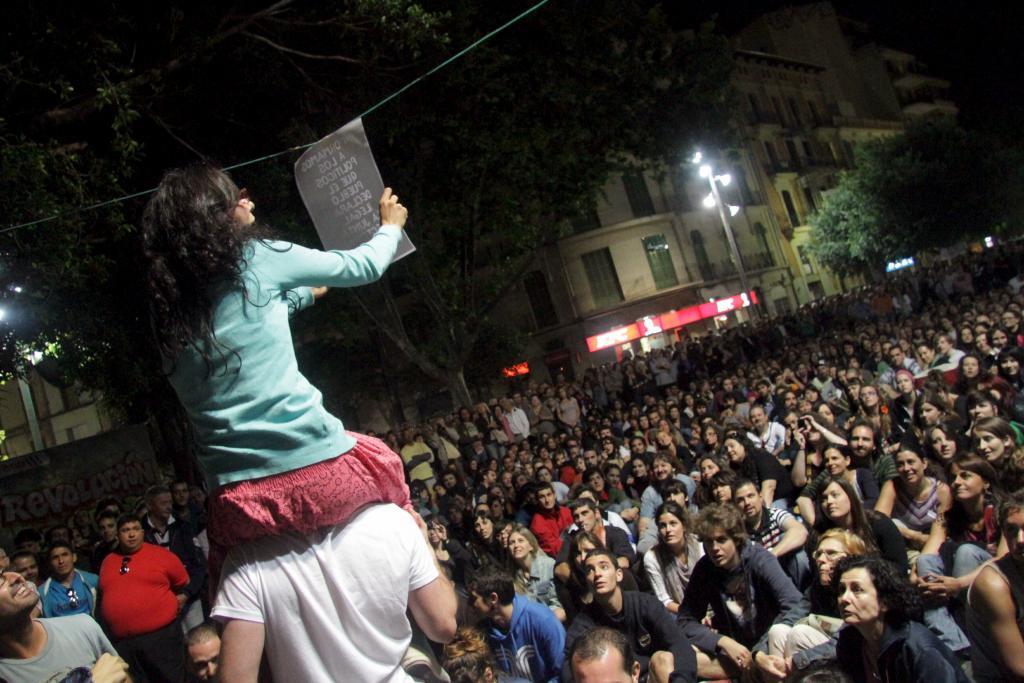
[797,245,816,274]
[772,97,786,125]
[781,190,800,226]
[571,206,601,234]
[691,231,713,281]
[642,234,679,290]
[803,187,817,212]
[788,97,802,126]
[763,141,779,167]
[807,99,822,125]
[523,271,558,329]
[582,248,624,308]
[623,171,654,218]
[801,140,814,160]
[843,140,855,164]
[785,139,801,168]
[752,222,774,265]
[748,94,763,121]
[731,166,753,204]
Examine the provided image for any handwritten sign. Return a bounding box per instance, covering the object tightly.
[295,117,415,259]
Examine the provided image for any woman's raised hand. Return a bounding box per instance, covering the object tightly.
[380,187,408,228]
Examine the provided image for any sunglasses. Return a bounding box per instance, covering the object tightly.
[67,588,80,609]
[120,556,132,575]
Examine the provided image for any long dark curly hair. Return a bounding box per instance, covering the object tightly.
[140,165,270,371]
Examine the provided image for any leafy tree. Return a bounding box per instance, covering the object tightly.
[0,1,734,469]
[809,120,1017,277]
[336,0,735,405]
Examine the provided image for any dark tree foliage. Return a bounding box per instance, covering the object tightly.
[0,1,733,467]
[810,120,1022,277]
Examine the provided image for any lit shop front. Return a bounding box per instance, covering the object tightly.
[585,291,758,360]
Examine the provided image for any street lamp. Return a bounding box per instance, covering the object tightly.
[692,151,756,320]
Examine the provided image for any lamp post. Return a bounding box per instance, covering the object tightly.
[693,151,758,320]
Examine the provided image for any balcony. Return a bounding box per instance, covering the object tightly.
[763,159,799,177]
[832,116,904,132]
[902,98,958,117]
[698,251,776,281]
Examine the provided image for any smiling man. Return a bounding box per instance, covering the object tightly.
[0,570,128,683]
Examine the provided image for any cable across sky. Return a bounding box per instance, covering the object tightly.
[1,0,552,237]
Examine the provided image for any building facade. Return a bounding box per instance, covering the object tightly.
[500,1,956,384]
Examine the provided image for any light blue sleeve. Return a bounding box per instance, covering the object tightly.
[640,486,660,519]
[253,225,402,290]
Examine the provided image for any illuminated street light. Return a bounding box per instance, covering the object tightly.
[692,152,757,320]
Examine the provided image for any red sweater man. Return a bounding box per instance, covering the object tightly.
[99,518,189,640]
[530,483,573,556]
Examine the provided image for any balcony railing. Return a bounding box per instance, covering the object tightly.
[697,251,775,281]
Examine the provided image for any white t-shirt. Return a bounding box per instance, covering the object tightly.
[213,503,439,683]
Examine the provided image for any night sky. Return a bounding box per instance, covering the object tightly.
[669,1,1024,142]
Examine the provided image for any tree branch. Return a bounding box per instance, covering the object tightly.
[350,287,448,381]
[241,31,364,64]
[32,0,298,132]
[142,108,207,160]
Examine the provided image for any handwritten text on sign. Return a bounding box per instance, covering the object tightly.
[295,118,415,259]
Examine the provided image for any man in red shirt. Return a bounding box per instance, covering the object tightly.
[530,483,573,556]
[99,513,189,683]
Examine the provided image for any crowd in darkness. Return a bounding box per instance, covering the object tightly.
[5,246,1024,682]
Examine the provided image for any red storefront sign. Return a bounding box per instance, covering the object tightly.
[501,362,530,377]
[585,290,758,352]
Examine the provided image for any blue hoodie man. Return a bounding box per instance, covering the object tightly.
[468,566,564,683]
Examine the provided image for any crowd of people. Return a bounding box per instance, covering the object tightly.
[4,244,1024,682]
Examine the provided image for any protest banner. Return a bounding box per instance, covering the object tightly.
[0,424,163,546]
[295,117,415,259]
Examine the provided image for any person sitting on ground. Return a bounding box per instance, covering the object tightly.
[797,445,879,526]
[507,525,565,622]
[782,529,870,673]
[442,626,531,683]
[568,627,642,683]
[874,444,952,552]
[966,487,1024,682]
[554,497,634,585]
[642,501,703,615]
[635,479,688,556]
[722,435,794,508]
[468,565,565,683]
[814,478,908,574]
[834,556,968,683]
[562,549,697,683]
[677,503,803,681]
[530,483,573,557]
[734,479,811,590]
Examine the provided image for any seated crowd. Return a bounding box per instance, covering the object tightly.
[4,249,1024,682]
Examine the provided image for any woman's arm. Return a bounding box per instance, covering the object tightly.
[874,480,896,516]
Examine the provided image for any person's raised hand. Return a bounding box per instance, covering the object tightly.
[91,653,130,683]
[380,187,408,229]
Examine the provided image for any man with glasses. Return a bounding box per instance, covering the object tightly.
[98,513,189,682]
[39,541,98,617]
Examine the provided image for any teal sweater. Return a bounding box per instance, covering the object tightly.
[168,226,401,490]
